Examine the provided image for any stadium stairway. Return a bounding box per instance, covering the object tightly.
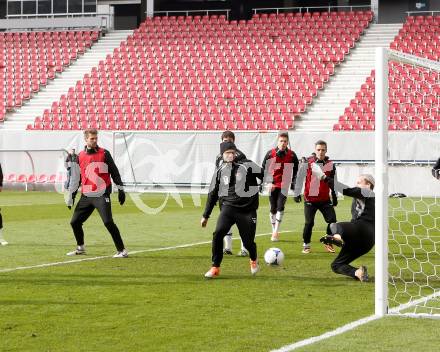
[1,30,133,130]
[294,23,402,132]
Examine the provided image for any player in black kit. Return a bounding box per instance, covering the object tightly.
[201,141,263,278]
[215,131,249,257]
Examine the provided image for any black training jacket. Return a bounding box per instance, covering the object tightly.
[344,187,375,224]
[203,159,263,218]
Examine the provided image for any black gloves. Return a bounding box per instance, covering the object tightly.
[432,168,440,180]
[294,195,302,203]
[332,193,338,207]
[118,189,126,205]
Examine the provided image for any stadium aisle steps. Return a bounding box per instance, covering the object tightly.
[334,15,440,131]
[0,30,100,127]
[25,11,372,131]
[295,23,401,132]
[2,31,132,130]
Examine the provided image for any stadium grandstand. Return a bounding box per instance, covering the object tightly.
[0,0,435,132]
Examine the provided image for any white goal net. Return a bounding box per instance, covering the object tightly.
[375,48,440,318]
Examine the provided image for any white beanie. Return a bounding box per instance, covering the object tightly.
[360,174,375,187]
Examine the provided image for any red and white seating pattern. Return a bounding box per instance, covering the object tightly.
[27,11,372,130]
[0,30,99,122]
[334,15,440,131]
[391,15,439,61]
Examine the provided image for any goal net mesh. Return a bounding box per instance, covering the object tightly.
[385,49,440,317]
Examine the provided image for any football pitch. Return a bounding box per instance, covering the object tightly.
[0,191,438,352]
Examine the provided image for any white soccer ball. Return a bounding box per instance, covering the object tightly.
[264,248,285,265]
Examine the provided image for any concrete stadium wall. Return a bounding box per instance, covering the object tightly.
[0,17,104,30]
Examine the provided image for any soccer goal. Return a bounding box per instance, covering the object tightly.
[375,47,440,318]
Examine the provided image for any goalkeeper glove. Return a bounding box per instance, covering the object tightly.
[293,195,302,203]
[311,162,325,180]
[432,168,440,180]
[118,189,126,205]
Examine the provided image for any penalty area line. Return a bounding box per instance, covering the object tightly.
[0,230,289,274]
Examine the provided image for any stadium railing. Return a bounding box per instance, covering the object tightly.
[406,10,440,16]
[153,9,231,20]
[252,5,372,15]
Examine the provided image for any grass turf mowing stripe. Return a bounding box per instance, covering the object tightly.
[0,230,289,273]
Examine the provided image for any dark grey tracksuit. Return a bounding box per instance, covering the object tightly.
[330,186,375,279]
[203,159,263,267]
[215,149,247,237]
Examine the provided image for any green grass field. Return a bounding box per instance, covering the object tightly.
[0,191,438,352]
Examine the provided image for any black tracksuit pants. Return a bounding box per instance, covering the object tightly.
[330,220,375,279]
[269,187,287,214]
[302,201,337,244]
[212,205,257,267]
[70,193,125,251]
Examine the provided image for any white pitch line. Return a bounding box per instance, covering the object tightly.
[2,226,438,349]
[2,202,65,207]
[0,230,289,274]
[271,284,440,351]
[270,314,380,352]
[388,290,440,315]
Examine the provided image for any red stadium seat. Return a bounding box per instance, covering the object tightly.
[37,174,48,183]
[1,29,101,122]
[18,11,375,130]
[335,14,440,131]
[17,174,27,183]
[6,174,17,183]
[48,174,57,183]
[27,174,36,183]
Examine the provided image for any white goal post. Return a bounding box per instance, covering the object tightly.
[375,48,440,318]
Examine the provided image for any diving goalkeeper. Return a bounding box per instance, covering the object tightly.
[312,163,374,282]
